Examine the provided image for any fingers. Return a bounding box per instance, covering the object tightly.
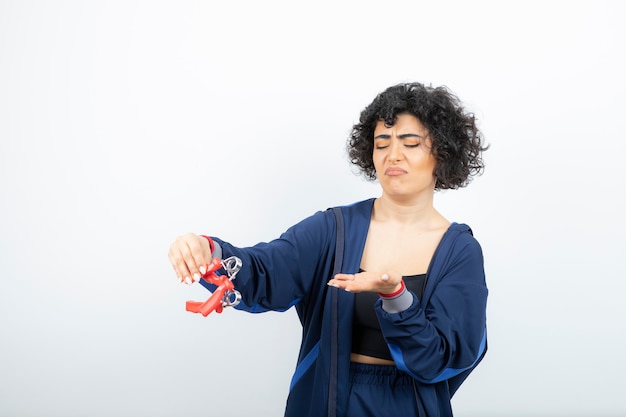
[327,273,358,292]
[327,271,401,294]
[168,233,212,284]
[330,273,355,282]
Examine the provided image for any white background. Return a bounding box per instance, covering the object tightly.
[1,1,625,416]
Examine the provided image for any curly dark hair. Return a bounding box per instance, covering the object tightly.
[347,82,488,190]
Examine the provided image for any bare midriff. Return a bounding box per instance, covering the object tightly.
[350,353,395,366]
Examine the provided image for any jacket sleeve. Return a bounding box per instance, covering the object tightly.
[203,209,335,313]
[375,233,488,384]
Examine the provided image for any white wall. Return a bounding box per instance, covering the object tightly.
[1,1,625,416]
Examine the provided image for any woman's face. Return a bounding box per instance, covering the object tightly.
[372,113,437,198]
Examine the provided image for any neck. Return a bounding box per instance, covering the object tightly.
[374,193,440,226]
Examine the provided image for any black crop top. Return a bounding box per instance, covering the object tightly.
[352,273,427,361]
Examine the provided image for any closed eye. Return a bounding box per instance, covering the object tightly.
[399,134,422,147]
[374,138,390,149]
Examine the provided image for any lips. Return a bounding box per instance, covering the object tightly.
[385,167,407,176]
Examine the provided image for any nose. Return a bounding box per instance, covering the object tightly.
[388,137,403,161]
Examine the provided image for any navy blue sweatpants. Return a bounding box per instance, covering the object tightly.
[346,362,421,417]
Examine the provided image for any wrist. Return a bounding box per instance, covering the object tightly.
[200,235,215,254]
[378,280,405,298]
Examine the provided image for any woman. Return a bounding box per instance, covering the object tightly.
[168,82,488,416]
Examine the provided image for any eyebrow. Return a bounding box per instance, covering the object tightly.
[373,133,424,140]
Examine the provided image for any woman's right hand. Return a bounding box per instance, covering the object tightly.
[168,233,212,284]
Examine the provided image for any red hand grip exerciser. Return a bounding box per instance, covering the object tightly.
[185,257,239,317]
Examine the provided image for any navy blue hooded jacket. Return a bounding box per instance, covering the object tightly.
[206,198,488,417]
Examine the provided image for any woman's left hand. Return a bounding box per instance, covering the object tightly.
[328,271,403,294]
